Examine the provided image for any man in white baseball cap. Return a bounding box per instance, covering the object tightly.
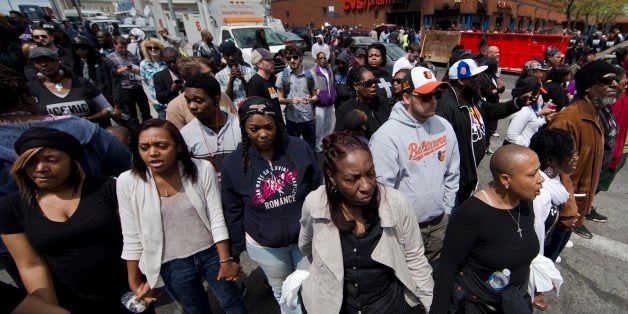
[436,59,532,204]
[370,67,460,262]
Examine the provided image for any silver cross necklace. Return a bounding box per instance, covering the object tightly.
[495,190,523,238]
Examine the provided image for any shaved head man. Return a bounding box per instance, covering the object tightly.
[487,46,500,61]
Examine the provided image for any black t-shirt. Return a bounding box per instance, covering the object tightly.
[28,77,101,117]
[431,197,539,312]
[0,176,128,313]
[246,73,284,120]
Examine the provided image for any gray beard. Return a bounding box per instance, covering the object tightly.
[592,96,615,108]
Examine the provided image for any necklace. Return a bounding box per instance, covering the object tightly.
[494,190,523,238]
[54,83,63,92]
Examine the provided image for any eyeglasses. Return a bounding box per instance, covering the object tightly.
[33,35,48,39]
[392,78,404,84]
[596,76,617,86]
[285,55,299,61]
[358,79,378,88]
[146,46,161,51]
[411,89,443,102]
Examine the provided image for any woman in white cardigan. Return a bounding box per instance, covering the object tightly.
[505,76,556,147]
[117,119,245,313]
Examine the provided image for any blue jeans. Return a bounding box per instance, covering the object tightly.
[160,246,245,314]
[246,239,309,314]
[286,120,316,151]
[544,228,572,262]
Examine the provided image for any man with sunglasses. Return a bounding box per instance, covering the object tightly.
[370,67,460,262]
[547,60,619,239]
[24,27,74,80]
[276,45,319,150]
[436,59,532,205]
[153,47,183,105]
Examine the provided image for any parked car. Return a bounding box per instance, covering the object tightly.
[288,26,312,48]
[351,36,377,45]
[276,31,307,52]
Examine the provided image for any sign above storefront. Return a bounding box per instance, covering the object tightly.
[343,0,394,10]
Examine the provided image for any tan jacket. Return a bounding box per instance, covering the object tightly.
[299,186,434,313]
[548,98,604,223]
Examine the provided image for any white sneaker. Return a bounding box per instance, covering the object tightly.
[565,240,574,248]
[492,133,500,137]
[556,256,562,263]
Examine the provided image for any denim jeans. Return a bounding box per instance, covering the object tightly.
[246,239,310,314]
[286,120,316,151]
[314,106,334,153]
[544,228,572,262]
[160,246,245,314]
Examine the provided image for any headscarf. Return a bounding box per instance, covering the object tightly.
[14,127,83,160]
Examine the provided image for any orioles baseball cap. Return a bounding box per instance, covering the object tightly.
[401,67,448,94]
[448,59,488,80]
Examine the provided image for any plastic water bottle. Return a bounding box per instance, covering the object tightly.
[487,268,511,292]
[121,291,147,313]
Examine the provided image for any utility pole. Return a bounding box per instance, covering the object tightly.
[166,0,180,35]
[72,0,84,21]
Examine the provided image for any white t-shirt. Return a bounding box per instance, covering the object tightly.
[392,56,417,76]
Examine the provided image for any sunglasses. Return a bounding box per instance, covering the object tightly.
[146,46,161,51]
[358,79,378,88]
[33,35,48,39]
[74,46,89,50]
[596,76,617,86]
[285,55,299,61]
[411,89,443,102]
[392,78,404,84]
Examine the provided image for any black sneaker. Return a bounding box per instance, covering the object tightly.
[585,208,608,223]
[573,225,593,239]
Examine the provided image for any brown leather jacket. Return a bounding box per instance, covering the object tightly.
[548,98,604,224]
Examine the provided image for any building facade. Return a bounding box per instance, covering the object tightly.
[272,0,566,32]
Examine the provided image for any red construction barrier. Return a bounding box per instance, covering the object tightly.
[460,32,570,72]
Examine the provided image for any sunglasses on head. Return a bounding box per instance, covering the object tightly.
[411,89,443,102]
[285,55,299,61]
[358,79,378,88]
[146,46,161,51]
[33,34,48,39]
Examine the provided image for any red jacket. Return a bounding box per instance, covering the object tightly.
[611,92,628,169]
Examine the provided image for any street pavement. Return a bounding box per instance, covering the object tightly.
[1,55,626,313]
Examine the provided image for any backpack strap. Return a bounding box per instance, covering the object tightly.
[281,68,291,97]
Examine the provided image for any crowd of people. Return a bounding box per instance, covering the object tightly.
[0,10,627,314]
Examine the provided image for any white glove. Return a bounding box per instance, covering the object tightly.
[279,269,310,308]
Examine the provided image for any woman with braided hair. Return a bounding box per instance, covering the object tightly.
[299,131,434,313]
[221,96,322,313]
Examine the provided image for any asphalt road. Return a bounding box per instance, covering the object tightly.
[1,54,626,313]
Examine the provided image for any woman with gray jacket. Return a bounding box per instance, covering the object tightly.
[299,131,434,313]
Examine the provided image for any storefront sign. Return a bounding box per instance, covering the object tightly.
[343,0,394,10]
[497,1,513,9]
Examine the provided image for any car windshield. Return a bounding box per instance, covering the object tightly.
[231,28,283,48]
[385,44,405,61]
[283,32,302,41]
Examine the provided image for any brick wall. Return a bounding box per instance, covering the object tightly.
[273,0,391,28]
[272,0,565,29]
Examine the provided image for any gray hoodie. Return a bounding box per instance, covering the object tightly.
[370,101,460,223]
